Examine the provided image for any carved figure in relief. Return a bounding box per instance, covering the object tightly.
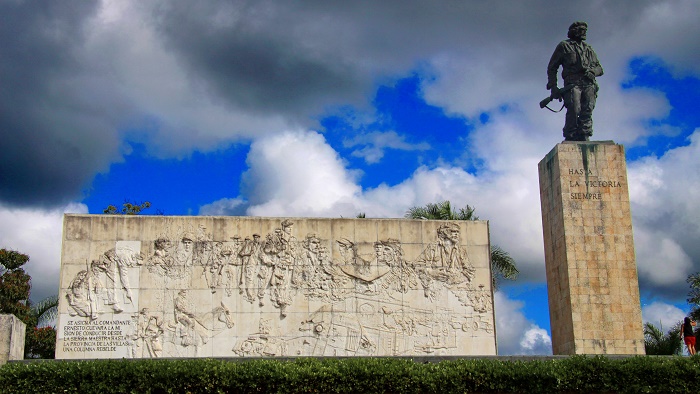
[373,239,418,296]
[426,311,451,350]
[100,247,142,313]
[146,232,197,284]
[237,235,260,301]
[300,234,345,295]
[318,246,347,281]
[257,230,279,306]
[194,240,212,268]
[66,260,109,320]
[268,220,296,316]
[468,284,492,313]
[132,308,164,358]
[173,290,209,348]
[219,236,241,296]
[130,310,145,357]
[201,241,223,292]
[144,314,164,356]
[148,238,174,274]
[415,223,475,301]
[293,233,321,286]
[175,233,195,267]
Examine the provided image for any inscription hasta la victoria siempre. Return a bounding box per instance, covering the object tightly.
[567,168,623,200]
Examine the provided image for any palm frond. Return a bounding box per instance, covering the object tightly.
[644,321,682,355]
[491,245,518,279]
[31,295,59,328]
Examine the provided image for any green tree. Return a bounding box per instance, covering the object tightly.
[103,200,152,215]
[0,249,33,323]
[643,321,682,355]
[687,273,700,322]
[405,201,519,287]
[25,295,58,359]
[0,249,57,358]
[684,272,700,340]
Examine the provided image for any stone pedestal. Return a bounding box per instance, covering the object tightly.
[538,142,645,355]
[0,314,26,364]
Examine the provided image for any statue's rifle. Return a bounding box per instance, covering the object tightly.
[539,84,575,112]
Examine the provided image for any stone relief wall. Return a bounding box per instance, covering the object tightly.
[57,215,496,358]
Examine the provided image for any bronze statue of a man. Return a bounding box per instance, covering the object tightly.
[547,21,604,141]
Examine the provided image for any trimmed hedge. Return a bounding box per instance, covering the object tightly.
[1,356,699,393]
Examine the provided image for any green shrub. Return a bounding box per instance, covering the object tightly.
[2,356,699,393]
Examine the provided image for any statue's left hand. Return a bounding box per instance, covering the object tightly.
[550,86,562,100]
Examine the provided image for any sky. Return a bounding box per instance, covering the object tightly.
[1,0,699,355]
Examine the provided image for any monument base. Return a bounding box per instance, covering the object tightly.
[0,314,25,364]
[539,141,645,355]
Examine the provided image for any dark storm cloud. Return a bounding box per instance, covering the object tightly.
[0,0,121,207]
[151,0,562,117]
[1,0,698,210]
[150,0,691,120]
[151,0,513,103]
[151,1,372,117]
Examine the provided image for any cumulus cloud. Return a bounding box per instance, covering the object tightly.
[0,202,88,303]
[242,130,362,217]
[642,301,686,330]
[629,129,700,298]
[635,229,693,288]
[495,292,552,355]
[3,0,699,209]
[198,198,247,216]
[232,130,470,216]
[345,131,430,164]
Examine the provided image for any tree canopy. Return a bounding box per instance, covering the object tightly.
[405,201,478,221]
[687,272,700,322]
[0,249,33,323]
[0,248,57,358]
[643,322,682,355]
[103,200,154,215]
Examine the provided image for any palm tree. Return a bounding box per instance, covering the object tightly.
[25,295,58,359]
[30,295,58,328]
[687,273,700,322]
[405,201,479,221]
[644,322,682,355]
[405,201,519,288]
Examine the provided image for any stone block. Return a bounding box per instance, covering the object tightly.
[538,142,645,355]
[0,314,26,364]
[56,215,496,358]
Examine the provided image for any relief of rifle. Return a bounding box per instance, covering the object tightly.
[539,84,575,111]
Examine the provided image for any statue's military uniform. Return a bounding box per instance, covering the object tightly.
[547,25,603,141]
